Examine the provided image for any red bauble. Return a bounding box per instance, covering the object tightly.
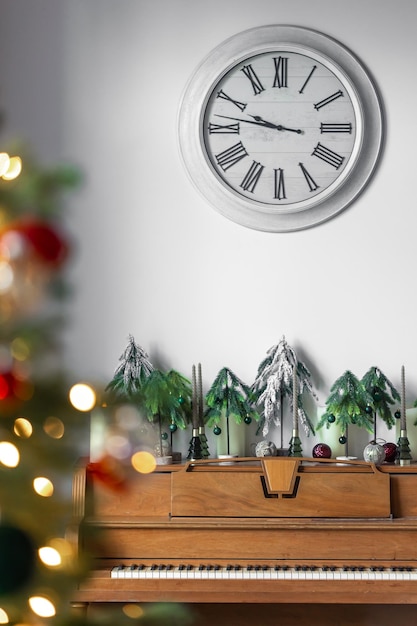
[312,443,332,458]
[18,220,68,265]
[2,219,68,266]
[383,442,397,463]
[87,456,129,492]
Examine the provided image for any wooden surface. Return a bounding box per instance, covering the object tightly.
[171,458,391,518]
[84,602,417,626]
[69,457,417,614]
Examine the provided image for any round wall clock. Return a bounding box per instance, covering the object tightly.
[178,25,383,232]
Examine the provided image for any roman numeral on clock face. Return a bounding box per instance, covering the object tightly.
[299,162,319,192]
[215,142,248,171]
[216,89,247,112]
[273,56,288,88]
[312,142,345,169]
[314,90,344,110]
[274,168,286,200]
[241,64,265,95]
[208,122,240,134]
[320,123,352,133]
[240,161,264,193]
[299,65,317,94]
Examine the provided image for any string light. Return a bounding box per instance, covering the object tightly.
[28,596,56,618]
[0,441,20,467]
[0,153,22,181]
[33,476,54,497]
[69,382,96,411]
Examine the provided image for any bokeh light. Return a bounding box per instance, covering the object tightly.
[0,607,8,623]
[0,154,10,177]
[43,416,65,439]
[0,261,13,292]
[131,450,156,474]
[0,441,20,467]
[28,596,56,618]
[2,156,22,180]
[33,477,54,497]
[69,383,96,411]
[123,604,144,619]
[14,417,33,438]
[38,546,62,567]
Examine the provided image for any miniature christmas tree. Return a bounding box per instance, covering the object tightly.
[361,366,400,438]
[106,334,154,401]
[205,367,258,456]
[317,370,374,456]
[252,336,316,447]
[140,368,192,458]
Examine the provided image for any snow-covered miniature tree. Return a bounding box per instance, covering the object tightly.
[105,334,154,401]
[317,370,374,455]
[205,367,258,456]
[361,366,400,438]
[252,336,317,444]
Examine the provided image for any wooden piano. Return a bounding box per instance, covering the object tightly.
[69,457,417,625]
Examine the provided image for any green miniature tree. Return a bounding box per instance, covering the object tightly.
[361,366,400,438]
[205,367,259,455]
[317,370,374,456]
[140,368,192,457]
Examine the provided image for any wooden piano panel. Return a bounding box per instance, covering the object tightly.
[85,602,417,626]
[87,520,417,563]
[70,459,417,623]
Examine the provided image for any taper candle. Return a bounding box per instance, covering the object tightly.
[293,364,298,431]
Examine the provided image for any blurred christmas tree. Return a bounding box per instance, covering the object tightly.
[0,145,93,624]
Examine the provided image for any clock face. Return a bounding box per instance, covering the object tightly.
[179,26,383,232]
[202,50,360,209]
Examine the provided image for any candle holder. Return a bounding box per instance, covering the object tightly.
[288,365,303,457]
[397,366,412,466]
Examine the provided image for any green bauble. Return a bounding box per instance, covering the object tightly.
[169,423,178,433]
[244,416,252,425]
[161,431,168,440]
[0,524,35,595]
[339,435,347,444]
[213,426,221,435]
[327,414,336,423]
[365,405,373,414]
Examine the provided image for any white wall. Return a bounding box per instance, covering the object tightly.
[1,0,417,458]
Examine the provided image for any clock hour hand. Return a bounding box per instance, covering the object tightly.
[214,114,279,129]
[250,116,304,134]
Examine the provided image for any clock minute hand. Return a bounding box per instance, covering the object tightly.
[251,116,304,134]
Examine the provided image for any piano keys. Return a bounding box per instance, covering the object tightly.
[110,562,417,582]
[69,457,417,625]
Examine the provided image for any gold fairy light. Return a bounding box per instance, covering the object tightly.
[0,153,10,177]
[14,417,33,438]
[38,546,62,567]
[33,476,54,497]
[131,450,156,474]
[28,596,56,618]
[69,383,96,411]
[0,441,20,467]
[43,416,64,439]
[0,608,9,623]
[2,156,22,180]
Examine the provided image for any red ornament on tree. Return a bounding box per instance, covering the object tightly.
[16,220,68,266]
